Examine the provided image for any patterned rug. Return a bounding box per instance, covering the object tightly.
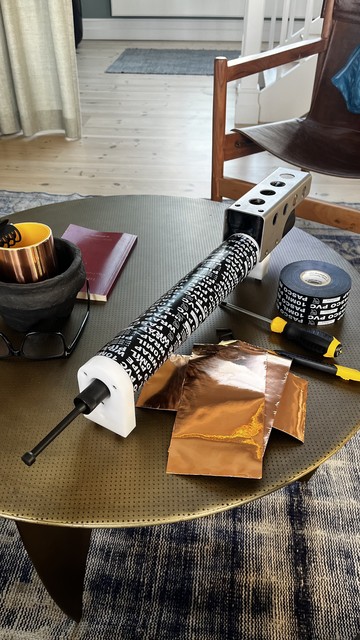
[105,49,241,76]
[0,191,359,640]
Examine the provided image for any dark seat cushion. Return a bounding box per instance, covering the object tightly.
[235,118,360,178]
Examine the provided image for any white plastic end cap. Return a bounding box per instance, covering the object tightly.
[77,355,136,437]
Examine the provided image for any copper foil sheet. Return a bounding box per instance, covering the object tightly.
[217,343,308,443]
[273,372,308,442]
[214,342,292,447]
[167,343,267,478]
[137,341,308,478]
[136,354,190,411]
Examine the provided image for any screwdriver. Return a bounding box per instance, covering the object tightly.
[274,349,360,381]
[219,301,342,358]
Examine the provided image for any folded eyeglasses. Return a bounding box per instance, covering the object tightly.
[0,281,90,360]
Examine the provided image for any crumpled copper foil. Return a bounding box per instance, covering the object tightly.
[273,371,308,442]
[191,342,307,444]
[136,354,190,411]
[214,342,292,446]
[136,340,308,478]
[167,342,267,478]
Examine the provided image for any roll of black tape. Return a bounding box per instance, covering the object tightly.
[276,260,351,325]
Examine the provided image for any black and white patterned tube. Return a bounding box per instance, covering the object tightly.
[100,233,258,388]
[77,233,259,436]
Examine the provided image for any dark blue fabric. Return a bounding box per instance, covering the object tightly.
[331,45,360,113]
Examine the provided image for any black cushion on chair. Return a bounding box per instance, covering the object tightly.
[210,0,360,232]
[235,119,360,179]
[235,14,360,180]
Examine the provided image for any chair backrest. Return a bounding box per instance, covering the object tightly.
[211,0,360,202]
[309,0,360,130]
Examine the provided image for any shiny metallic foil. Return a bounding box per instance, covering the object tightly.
[0,222,57,283]
[224,343,307,443]
[136,354,190,410]
[215,342,292,449]
[137,341,308,478]
[167,343,267,478]
[273,372,308,442]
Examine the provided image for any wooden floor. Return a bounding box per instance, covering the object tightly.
[0,40,358,203]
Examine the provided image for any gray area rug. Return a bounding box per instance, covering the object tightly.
[0,190,359,640]
[106,48,241,75]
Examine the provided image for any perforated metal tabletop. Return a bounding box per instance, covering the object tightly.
[1,195,359,528]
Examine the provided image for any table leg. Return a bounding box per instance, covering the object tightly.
[16,521,92,621]
[298,468,318,482]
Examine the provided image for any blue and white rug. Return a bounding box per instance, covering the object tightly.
[106,49,241,76]
[0,191,359,640]
[0,189,86,216]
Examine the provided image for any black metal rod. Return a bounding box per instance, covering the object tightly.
[21,379,110,466]
[21,402,87,466]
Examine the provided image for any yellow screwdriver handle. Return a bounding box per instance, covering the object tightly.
[270,316,342,358]
[335,365,360,382]
[323,338,342,359]
[270,317,287,333]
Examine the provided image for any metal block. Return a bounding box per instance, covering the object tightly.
[223,168,312,261]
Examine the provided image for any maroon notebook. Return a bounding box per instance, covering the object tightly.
[62,224,137,302]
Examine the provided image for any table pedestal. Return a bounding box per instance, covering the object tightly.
[16,522,92,621]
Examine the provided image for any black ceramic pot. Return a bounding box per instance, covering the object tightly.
[0,238,86,332]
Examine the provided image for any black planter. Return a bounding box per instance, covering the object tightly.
[0,238,86,332]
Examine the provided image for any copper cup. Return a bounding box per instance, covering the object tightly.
[0,222,58,283]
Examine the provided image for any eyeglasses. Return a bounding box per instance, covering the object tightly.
[0,281,90,360]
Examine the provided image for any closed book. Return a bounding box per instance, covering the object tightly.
[62,224,137,302]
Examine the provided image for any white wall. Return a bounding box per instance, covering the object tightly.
[110,0,321,18]
[85,0,322,42]
[110,0,245,17]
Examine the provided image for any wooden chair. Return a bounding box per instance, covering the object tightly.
[211,0,360,233]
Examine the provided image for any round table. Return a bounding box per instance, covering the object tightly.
[1,195,359,619]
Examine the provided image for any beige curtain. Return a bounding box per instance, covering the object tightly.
[0,0,81,139]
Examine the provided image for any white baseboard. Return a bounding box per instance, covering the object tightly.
[83,18,244,42]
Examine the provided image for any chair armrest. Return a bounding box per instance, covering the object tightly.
[220,37,327,82]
